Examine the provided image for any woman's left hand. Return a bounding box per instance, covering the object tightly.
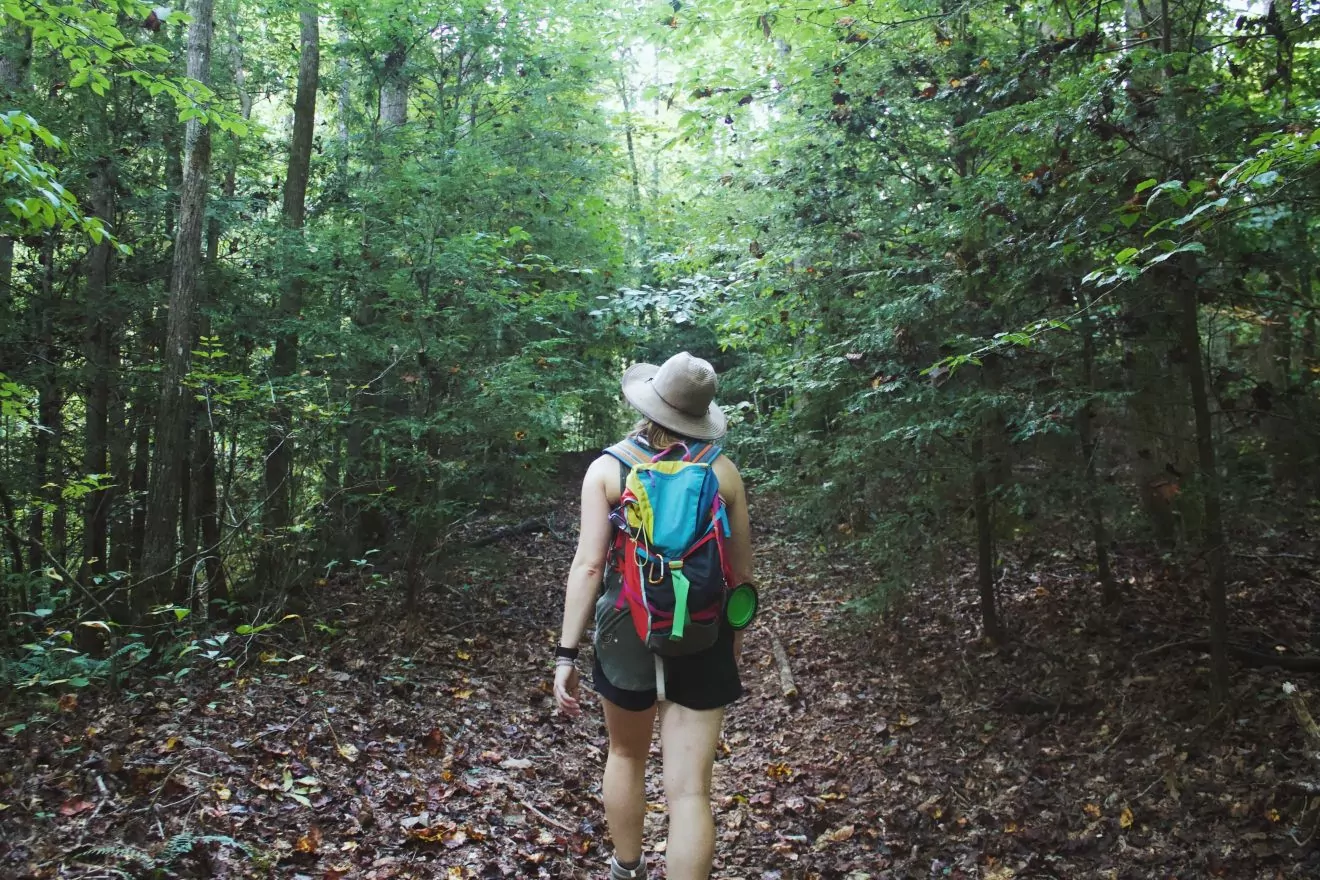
[554,663,581,716]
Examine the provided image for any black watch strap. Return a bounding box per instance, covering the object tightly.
[554,645,580,660]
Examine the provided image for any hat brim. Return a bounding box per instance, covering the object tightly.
[621,362,728,441]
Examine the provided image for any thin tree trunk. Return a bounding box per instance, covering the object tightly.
[27,235,62,571]
[1177,272,1229,703]
[81,155,117,580]
[971,432,1000,644]
[261,9,319,591]
[0,479,24,579]
[141,0,215,611]
[1079,314,1118,604]
[615,63,646,261]
[176,428,195,605]
[107,361,132,576]
[129,385,152,572]
[0,24,30,321]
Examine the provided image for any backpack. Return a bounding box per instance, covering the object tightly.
[604,438,733,657]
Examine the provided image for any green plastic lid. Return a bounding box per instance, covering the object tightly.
[726,583,759,630]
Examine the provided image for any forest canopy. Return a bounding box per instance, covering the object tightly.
[0,0,1318,704]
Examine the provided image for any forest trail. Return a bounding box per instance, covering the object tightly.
[3,484,1318,879]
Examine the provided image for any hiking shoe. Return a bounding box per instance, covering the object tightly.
[609,855,647,880]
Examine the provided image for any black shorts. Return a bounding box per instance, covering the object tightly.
[592,620,742,712]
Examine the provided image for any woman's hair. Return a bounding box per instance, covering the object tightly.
[629,418,690,450]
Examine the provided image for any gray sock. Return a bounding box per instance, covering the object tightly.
[610,855,646,879]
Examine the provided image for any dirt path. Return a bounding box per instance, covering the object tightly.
[2,496,1318,879]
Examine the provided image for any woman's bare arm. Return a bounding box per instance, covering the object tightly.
[557,456,617,651]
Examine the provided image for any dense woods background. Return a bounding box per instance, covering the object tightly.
[1,0,1318,702]
[3,1,1320,877]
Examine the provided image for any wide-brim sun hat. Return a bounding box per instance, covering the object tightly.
[621,351,728,441]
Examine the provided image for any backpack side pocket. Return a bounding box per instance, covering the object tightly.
[594,571,657,692]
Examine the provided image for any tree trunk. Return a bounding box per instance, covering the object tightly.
[81,155,117,580]
[176,427,195,605]
[28,235,63,571]
[380,40,408,126]
[140,0,215,612]
[261,9,319,591]
[129,384,152,572]
[1177,271,1230,703]
[107,363,132,576]
[0,479,24,578]
[1079,313,1118,604]
[971,432,1000,644]
[615,60,646,263]
[0,24,30,325]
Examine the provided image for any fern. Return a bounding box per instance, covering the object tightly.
[74,833,253,874]
[108,641,152,664]
[74,842,154,868]
[162,832,253,862]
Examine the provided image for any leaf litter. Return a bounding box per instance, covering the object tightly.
[2,490,1319,878]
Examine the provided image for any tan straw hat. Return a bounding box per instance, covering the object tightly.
[621,352,727,441]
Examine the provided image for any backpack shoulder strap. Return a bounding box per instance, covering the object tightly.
[688,442,722,464]
[604,438,651,469]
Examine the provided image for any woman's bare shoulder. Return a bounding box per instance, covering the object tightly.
[713,454,745,498]
[583,453,620,484]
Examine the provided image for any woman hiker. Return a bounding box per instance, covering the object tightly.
[553,352,755,880]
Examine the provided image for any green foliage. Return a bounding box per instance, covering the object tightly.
[1,627,149,693]
[1,0,1317,660]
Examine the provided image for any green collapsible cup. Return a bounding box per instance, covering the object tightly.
[726,583,759,630]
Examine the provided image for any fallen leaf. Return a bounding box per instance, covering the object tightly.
[1120,806,1134,829]
[457,650,472,661]
[814,824,855,848]
[337,742,360,762]
[296,825,323,854]
[57,693,77,712]
[499,757,533,771]
[1083,803,1102,819]
[422,728,445,753]
[453,689,474,700]
[59,797,95,817]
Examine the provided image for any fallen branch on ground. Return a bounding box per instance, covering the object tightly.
[1283,683,1320,798]
[465,517,555,548]
[1134,639,1320,672]
[1284,682,1320,760]
[770,631,799,701]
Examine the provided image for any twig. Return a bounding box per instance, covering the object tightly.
[1099,723,1131,757]
[518,797,575,833]
[1284,683,1320,764]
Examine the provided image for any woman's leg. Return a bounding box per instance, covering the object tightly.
[602,698,657,865]
[659,702,724,880]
